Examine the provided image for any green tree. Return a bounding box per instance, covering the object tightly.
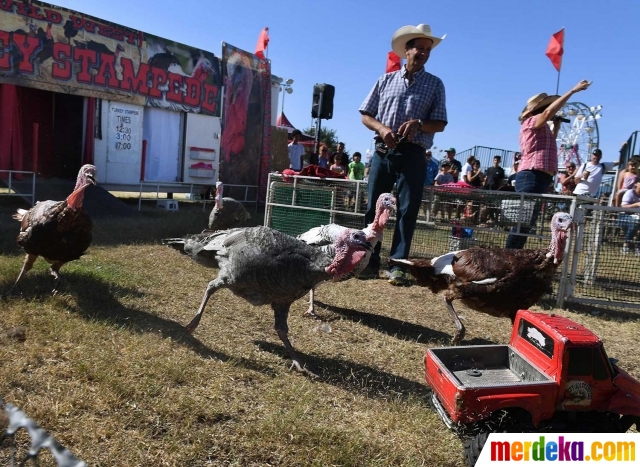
[302,126,349,156]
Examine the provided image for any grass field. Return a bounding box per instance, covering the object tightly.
[0,196,638,466]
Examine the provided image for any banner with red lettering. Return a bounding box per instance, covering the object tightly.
[0,0,222,116]
[220,43,270,194]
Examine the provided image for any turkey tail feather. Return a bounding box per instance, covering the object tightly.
[390,258,448,293]
[13,209,28,221]
[162,238,186,254]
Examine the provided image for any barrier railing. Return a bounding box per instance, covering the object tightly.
[0,170,36,206]
[136,181,259,212]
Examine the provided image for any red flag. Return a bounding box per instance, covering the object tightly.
[255,27,269,59]
[545,28,564,72]
[386,51,401,73]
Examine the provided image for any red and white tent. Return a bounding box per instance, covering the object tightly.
[276,112,315,147]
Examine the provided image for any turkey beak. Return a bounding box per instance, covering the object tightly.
[87,174,97,185]
[362,240,374,252]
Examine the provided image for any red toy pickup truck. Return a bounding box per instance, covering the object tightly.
[425,310,640,466]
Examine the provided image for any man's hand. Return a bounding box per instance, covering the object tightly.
[379,126,397,149]
[398,119,421,140]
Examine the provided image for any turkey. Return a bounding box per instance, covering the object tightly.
[163,226,373,374]
[391,212,573,344]
[208,181,251,230]
[297,193,397,316]
[6,165,97,296]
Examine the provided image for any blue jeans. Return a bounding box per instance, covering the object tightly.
[505,170,553,249]
[617,214,640,245]
[365,143,426,268]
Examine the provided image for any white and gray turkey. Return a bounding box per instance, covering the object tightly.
[296,193,396,316]
[6,164,97,296]
[208,181,251,230]
[391,212,573,343]
[163,226,372,374]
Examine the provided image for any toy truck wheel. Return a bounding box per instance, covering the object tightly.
[463,432,489,467]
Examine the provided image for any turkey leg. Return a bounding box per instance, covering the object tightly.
[5,254,38,296]
[304,287,319,318]
[444,296,466,344]
[186,278,224,333]
[50,261,65,295]
[273,303,317,377]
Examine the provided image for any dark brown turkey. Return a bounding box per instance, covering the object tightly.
[208,181,251,230]
[7,164,97,296]
[391,212,573,344]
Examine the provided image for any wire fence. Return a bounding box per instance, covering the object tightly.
[562,205,640,309]
[265,173,640,311]
[0,398,87,466]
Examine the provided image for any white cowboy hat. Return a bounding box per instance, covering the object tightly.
[391,24,445,57]
[519,92,560,121]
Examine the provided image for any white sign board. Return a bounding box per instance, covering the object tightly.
[107,103,142,164]
[105,101,144,184]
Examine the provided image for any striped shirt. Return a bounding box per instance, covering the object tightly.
[518,115,558,174]
[359,67,447,149]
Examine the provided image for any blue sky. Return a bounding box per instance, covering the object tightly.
[55,0,640,164]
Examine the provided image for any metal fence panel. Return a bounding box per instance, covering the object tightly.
[563,204,640,309]
[264,174,639,311]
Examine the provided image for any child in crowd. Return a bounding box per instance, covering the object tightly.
[432,162,454,219]
[330,153,346,176]
[348,152,365,180]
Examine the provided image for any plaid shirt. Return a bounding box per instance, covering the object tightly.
[518,115,558,173]
[359,67,447,149]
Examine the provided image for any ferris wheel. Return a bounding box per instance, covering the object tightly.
[555,102,602,168]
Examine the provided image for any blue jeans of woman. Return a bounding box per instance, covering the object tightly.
[505,169,554,249]
[617,214,640,246]
[365,143,426,270]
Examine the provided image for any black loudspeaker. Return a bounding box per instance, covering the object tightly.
[311,83,334,120]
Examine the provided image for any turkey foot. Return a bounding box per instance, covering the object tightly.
[290,360,318,378]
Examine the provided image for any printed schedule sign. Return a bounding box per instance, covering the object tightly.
[107,103,142,164]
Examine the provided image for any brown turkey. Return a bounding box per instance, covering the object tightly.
[6,164,97,296]
[208,181,250,230]
[391,212,573,344]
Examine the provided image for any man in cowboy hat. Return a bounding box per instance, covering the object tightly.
[358,23,447,285]
[504,79,591,249]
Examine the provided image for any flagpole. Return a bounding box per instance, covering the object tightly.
[555,69,560,95]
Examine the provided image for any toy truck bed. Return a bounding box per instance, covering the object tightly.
[426,344,558,426]
[430,345,553,387]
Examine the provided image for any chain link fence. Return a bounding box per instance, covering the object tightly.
[265,173,640,311]
[562,205,640,309]
[0,398,86,466]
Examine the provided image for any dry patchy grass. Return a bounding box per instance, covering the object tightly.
[0,197,638,466]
